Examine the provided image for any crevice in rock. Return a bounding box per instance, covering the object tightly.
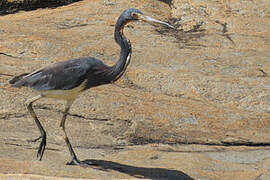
[0,52,21,59]
[221,141,270,147]
[129,136,270,147]
[75,144,125,151]
[4,141,61,151]
[34,104,109,122]
[0,112,26,120]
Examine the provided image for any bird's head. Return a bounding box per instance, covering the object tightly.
[118,8,174,29]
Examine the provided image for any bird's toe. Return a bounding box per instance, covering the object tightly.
[66,159,94,167]
[27,136,42,143]
[36,137,46,160]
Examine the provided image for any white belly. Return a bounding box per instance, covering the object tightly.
[40,81,86,101]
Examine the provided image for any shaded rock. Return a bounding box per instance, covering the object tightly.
[0,0,81,15]
[0,0,270,179]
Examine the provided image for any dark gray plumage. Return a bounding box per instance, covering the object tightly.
[11,58,111,91]
[9,8,173,166]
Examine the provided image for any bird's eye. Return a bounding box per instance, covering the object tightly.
[131,12,139,19]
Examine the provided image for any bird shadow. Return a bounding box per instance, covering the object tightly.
[79,159,194,180]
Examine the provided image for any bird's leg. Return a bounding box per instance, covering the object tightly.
[60,100,93,167]
[26,95,47,161]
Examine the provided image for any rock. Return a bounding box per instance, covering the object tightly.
[0,0,270,179]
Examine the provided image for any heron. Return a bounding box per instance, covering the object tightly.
[9,8,173,166]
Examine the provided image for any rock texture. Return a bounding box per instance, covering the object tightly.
[0,0,270,179]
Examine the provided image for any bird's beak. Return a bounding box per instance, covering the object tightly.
[138,14,174,29]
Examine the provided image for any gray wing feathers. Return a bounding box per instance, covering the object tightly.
[12,58,99,91]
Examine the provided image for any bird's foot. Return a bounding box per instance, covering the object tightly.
[27,136,42,143]
[66,157,94,167]
[27,135,46,161]
[36,136,46,161]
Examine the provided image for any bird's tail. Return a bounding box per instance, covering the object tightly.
[9,73,29,87]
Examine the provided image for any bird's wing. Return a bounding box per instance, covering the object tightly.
[13,58,96,91]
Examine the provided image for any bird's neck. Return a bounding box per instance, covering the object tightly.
[109,21,132,82]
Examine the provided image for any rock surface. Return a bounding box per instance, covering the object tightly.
[0,0,270,179]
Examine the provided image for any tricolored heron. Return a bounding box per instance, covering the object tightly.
[9,8,173,166]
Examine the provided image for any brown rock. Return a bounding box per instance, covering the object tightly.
[0,0,270,179]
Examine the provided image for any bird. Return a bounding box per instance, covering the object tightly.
[9,8,174,166]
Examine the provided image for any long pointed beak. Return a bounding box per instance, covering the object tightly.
[139,15,175,29]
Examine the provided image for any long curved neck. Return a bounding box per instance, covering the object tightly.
[109,19,132,82]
